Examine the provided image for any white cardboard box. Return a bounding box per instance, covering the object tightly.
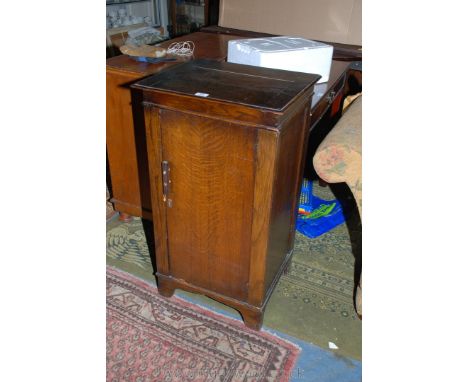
[227,36,333,83]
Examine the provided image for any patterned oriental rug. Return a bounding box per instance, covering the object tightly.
[107,266,300,381]
[106,183,361,360]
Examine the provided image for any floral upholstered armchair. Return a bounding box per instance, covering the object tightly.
[313,95,362,316]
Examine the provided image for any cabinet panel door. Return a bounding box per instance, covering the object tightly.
[160,109,255,300]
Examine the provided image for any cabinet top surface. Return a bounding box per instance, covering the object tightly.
[133,60,321,112]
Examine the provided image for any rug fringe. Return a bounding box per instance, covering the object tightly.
[262,328,303,352]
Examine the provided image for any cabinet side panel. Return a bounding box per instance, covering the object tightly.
[107,69,152,217]
[248,129,278,307]
[264,106,309,294]
[161,110,255,301]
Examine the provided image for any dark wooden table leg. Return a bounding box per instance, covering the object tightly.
[157,278,175,298]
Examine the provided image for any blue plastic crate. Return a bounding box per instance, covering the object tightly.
[296,179,345,238]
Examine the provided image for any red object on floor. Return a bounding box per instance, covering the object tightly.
[331,92,344,117]
[107,266,300,381]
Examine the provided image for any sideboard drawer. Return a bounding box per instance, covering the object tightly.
[310,67,347,131]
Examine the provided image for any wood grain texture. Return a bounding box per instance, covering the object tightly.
[143,105,170,275]
[161,110,255,300]
[140,90,283,128]
[290,106,313,248]
[107,69,151,218]
[106,31,250,219]
[107,66,175,219]
[134,60,320,128]
[107,32,349,221]
[138,60,318,330]
[263,105,310,294]
[154,272,264,328]
[248,129,278,307]
[136,60,318,112]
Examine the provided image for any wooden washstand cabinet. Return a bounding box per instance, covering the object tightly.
[133,60,320,330]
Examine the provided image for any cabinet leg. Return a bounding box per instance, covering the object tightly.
[157,278,175,298]
[239,308,264,331]
[118,212,133,223]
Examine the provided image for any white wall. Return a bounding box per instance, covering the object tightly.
[219,0,362,45]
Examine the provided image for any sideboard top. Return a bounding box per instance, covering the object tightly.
[133,60,320,113]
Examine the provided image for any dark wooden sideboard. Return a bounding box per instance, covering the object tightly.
[106,30,351,221]
[132,60,320,329]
